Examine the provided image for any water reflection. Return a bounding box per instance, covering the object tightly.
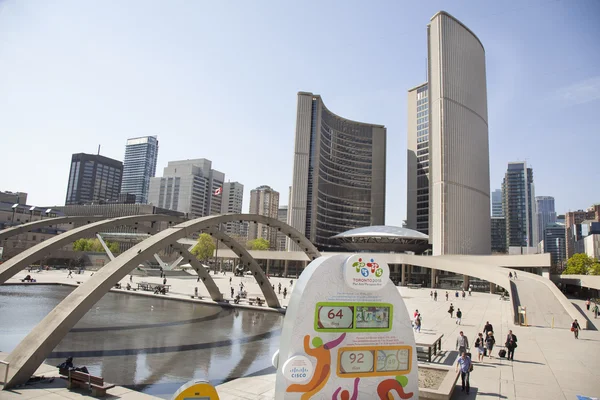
[0,285,283,398]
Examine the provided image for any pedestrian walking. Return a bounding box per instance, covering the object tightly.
[485,331,496,359]
[462,290,466,299]
[445,291,449,301]
[229,277,232,284]
[430,290,433,300]
[456,331,469,355]
[230,287,234,297]
[571,319,581,339]
[474,333,485,361]
[505,330,517,361]
[508,271,513,279]
[514,271,518,280]
[434,290,438,301]
[414,314,422,333]
[483,321,494,337]
[456,308,462,325]
[67,270,73,278]
[448,304,455,318]
[593,303,599,319]
[278,282,282,294]
[290,279,293,287]
[455,352,472,394]
[283,287,287,299]
[413,309,419,321]
[469,287,472,296]
[194,287,198,297]
[586,299,591,311]
[455,291,459,298]
[130,275,133,282]
[163,277,167,285]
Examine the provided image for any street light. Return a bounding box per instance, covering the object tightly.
[43,209,52,220]
[11,203,19,225]
[29,206,36,223]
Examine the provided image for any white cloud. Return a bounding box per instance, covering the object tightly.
[557,76,600,106]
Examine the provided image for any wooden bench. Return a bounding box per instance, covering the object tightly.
[248,298,265,306]
[62,370,115,397]
[416,333,444,362]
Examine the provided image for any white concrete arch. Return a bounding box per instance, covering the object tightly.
[1,214,317,388]
[0,214,183,285]
[170,242,223,302]
[0,216,106,242]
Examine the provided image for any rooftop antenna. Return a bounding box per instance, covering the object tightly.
[97,145,101,155]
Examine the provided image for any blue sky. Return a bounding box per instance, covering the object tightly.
[0,0,598,225]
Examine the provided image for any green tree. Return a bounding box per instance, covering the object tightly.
[564,253,595,275]
[589,259,600,275]
[191,233,216,262]
[72,238,119,254]
[248,238,270,250]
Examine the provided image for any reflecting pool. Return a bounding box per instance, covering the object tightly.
[0,285,282,398]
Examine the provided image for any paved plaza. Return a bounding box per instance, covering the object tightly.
[3,269,600,399]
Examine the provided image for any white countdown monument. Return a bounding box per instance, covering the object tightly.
[274,254,419,399]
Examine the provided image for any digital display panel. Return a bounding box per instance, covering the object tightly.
[355,306,390,329]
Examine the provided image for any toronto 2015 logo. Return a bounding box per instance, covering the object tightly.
[352,258,384,278]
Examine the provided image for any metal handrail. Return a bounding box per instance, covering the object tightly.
[0,360,9,389]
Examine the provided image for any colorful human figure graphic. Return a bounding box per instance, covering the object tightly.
[377,375,414,399]
[332,377,360,400]
[286,333,346,399]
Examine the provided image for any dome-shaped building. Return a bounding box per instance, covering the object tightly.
[331,225,431,254]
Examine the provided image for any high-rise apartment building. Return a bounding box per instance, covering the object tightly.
[221,181,244,236]
[536,196,556,246]
[249,185,279,249]
[427,11,491,255]
[503,162,538,249]
[277,205,288,251]
[147,159,224,218]
[288,92,386,251]
[492,189,503,217]
[407,83,430,235]
[121,136,159,204]
[65,153,123,205]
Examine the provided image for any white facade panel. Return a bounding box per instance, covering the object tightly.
[428,12,491,255]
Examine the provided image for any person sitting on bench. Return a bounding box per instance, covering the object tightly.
[126,283,131,290]
[234,295,241,304]
[114,283,121,289]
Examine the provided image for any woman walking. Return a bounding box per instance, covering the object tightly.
[485,331,496,359]
[474,333,485,362]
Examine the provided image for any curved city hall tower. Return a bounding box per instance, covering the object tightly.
[288,92,386,251]
[428,12,491,255]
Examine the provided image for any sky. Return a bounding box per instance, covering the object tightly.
[0,0,599,226]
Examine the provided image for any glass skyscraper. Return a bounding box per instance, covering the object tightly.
[121,136,159,204]
[492,189,503,217]
[536,196,556,246]
[502,162,537,249]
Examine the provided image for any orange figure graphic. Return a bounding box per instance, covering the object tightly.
[287,333,346,399]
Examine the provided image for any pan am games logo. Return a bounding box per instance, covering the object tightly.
[344,255,390,291]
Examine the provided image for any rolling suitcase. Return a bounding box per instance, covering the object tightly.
[498,349,507,358]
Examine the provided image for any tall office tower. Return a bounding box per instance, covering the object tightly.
[220,181,244,235]
[277,205,288,251]
[147,159,225,218]
[65,153,123,205]
[428,12,491,255]
[249,185,279,249]
[502,162,538,250]
[491,189,503,217]
[121,136,159,204]
[536,196,556,246]
[407,83,430,235]
[491,217,507,253]
[288,92,386,251]
[544,223,566,268]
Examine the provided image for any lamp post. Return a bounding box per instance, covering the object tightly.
[11,203,18,225]
[29,206,36,223]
